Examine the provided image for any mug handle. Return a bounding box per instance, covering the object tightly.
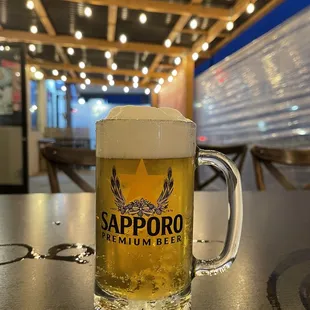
[193,149,243,276]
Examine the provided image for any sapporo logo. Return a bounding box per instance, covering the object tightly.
[110,166,174,217]
[100,163,183,246]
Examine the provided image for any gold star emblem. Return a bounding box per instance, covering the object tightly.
[120,160,165,203]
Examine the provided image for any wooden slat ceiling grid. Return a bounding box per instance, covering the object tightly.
[0,0,282,88]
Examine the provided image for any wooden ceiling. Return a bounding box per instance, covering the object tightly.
[0,0,283,89]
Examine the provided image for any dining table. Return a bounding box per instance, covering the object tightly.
[0,191,309,310]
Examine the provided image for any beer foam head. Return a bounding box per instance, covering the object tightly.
[96,106,196,158]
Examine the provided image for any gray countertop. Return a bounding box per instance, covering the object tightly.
[0,192,309,310]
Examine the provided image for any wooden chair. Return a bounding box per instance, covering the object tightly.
[251,146,310,190]
[41,144,96,193]
[195,144,247,190]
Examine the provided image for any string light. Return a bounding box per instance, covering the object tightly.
[142,67,148,75]
[0,46,4,51]
[78,98,86,105]
[67,47,75,55]
[34,71,44,80]
[84,6,92,17]
[85,78,91,85]
[107,74,113,81]
[192,52,199,61]
[80,72,86,79]
[79,61,86,69]
[28,44,36,52]
[189,18,198,30]
[61,85,67,92]
[168,76,173,83]
[26,0,34,10]
[80,83,86,90]
[202,42,209,51]
[164,39,172,48]
[172,69,177,77]
[119,34,127,44]
[61,75,67,82]
[102,85,107,92]
[111,63,118,71]
[75,30,83,40]
[30,66,37,73]
[109,80,115,86]
[133,76,139,83]
[52,69,59,76]
[159,78,164,85]
[174,57,181,66]
[246,2,255,14]
[226,21,234,31]
[30,25,38,34]
[139,13,147,24]
[124,86,129,93]
[4,46,10,51]
[144,88,150,95]
[154,84,161,94]
[105,51,111,59]
[133,82,139,88]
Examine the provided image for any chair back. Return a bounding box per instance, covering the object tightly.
[41,145,96,193]
[251,146,310,190]
[195,144,247,190]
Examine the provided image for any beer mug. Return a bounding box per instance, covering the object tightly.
[95,107,243,309]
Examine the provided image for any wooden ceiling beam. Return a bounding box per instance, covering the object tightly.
[28,58,169,78]
[107,5,117,67]
[65,0,231,21]
[0,29,189,56]
[32,0,76,78]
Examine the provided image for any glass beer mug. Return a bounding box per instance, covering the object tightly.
[95,107,243,309]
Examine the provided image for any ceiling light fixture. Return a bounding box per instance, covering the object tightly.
[84,6,92,17]
[124,86,129,93]
[154,84,161,94]
[226,21,234,31]
[85,78,91,85]
[119,34,127,44]
[30,66,37,73]
[0,46,4,51]
[61,85,67,92]
[246,2,255,14]
[133,76,139,83]
[164,39,172,48]
[28,44,36,52]
[144,88,150,95]
[107,74,113,81]
[75,30,83,40]
[80,83,86,90]
[139,13,147,24]
[67,47,75,55]
[159,78,164,85]
[202,42,209,51]
[172,69,177,77]
[133,82,139,89]
[192,52,199,61]
[102,85,107,92]
[109,80,115,86]
[78,98,86,105]
[79,61,86,69]
[80,72,86,79]
[61,75,67,82]
[142,67,148,75]
[26,0,34,10]
[168,76,173,83]
[189,18,198,30]
[111,63,118,71]
[34,71,44,80]
[4,46,10,51]
[174,57,181,66]
[30,25,38,34]
[52,69,59,76]
[105,51,111,59]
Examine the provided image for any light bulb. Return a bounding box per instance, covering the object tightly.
[30,66,37,73]
[119,34,127,44]
[142,67,148,75]
[78,98,86,105]
[28,44,36,52]
[133,82,139,89]
[75,30,83,40]
[61,85,67,92]
[15,72,21,77]
[79,61,86,69]
[144,88,150,95]
[26,0,34,10]
[52,69,59,76]
[111,63,117,71]
[0,46,4,51]
[246,3,255,14]
[172,69,177,77]
[84,6,92,17]
[189,18,198,30]
[168,76,173,83]
[30,25,38,34]
[105,51,111,59]
[85,78,91,85]
[124,86,129,93]
[107,74,113,81]
[192,52,199,61]
[4,46,10,51]
[174,57,181,66]
[61,75,67,82]
[159,78,164,85]
[67,47,74,55]
[139,13,147,24]
[80,72,86,79]
[80,83,86,90]
[154,84,161,94]
[109,80,115,86]
[102,85,107,92]
[202,42,209,51]
[226,21,234,31]
[164,39,172,48]
[34,71,44,80]
[133,76,139,83]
